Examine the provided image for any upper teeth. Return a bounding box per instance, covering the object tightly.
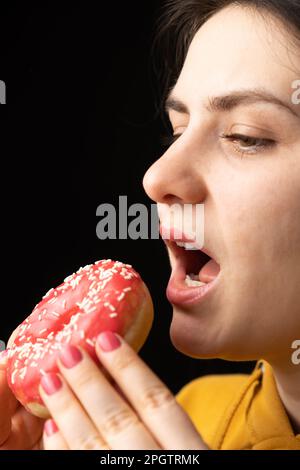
[176,242,198,251]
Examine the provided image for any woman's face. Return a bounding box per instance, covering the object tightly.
[143,6,300,363]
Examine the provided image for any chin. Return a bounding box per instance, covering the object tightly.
[169,306,225,359]
[169,305,260,362]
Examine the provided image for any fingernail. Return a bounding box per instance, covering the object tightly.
[41,373,62,395]
[97,331,121,352]
[44,419,59,437]
[59,345,82,369]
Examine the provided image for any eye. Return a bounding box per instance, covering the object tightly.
[159,132,277,156]
[220,133,276,155]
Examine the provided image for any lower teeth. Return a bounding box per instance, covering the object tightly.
[185,274,207,287]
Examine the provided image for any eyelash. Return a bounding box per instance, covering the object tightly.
[160,133,276,156]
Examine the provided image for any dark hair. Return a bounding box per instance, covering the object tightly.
[151,0,300,116]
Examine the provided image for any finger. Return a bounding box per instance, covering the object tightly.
[0,350,20,413]
[43,419,69,450]
[0,351,14,446]
[0,406,44,450]
[39,372,108,450]
[96,332,207,450]
[57,345,160,450]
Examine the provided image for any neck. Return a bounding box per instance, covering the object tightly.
[271,358,300,435]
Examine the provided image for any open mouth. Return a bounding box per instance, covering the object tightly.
[163,238,221,307]
[167,240,221,287]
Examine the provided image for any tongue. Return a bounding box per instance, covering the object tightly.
[199,259,220,283]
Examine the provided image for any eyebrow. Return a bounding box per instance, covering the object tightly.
[164,88,299,118]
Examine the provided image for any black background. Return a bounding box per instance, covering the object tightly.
[1,2,254,394]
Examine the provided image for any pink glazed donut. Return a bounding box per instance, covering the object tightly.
[7,260,153,418]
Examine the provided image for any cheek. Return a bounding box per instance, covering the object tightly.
[217,167,300,276]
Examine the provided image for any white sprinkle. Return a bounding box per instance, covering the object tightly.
[76,298,92,310]
[86,306,97,314]
[123,287,132,292]
[20,367,27,380]
[11,369,18,384]
[19,335,26,342]
[43,288,54,298]
[40,369,47,376]
[80,330,85,339]
[52,311,60,318]
[39,328,47,335]
[62,300,67,309]
[117,293,125,301]
[86,338,94,347]
[109,313,118,318]
[70,276,82,289]
[83,264,93,271]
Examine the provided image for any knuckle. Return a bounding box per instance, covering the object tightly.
[140,385,175,410]
[103,406,140,435]
[76,434,107,450]
[73,369,94,391]
[110,350,137,373]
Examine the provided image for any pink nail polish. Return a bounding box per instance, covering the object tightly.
[59,345,82,369]
[97,331,121,352]
[41,373,62,395]
[44,419,59,437]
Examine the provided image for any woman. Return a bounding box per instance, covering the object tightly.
[0,0,299,450]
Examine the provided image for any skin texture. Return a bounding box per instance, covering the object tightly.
[0,5,299,449]
[143,6,300,431]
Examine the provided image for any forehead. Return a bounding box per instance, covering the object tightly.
[173,5,300,110]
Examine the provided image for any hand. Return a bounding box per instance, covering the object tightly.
[0,327,45,450]
[39,332,208,450]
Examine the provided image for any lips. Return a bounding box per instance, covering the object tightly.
[160,225,221,307]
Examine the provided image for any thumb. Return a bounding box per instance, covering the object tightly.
[0,349,9,368]
[0,350,18,446]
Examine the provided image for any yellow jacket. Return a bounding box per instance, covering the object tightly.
[176,361,300,450]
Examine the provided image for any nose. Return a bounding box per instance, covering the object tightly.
[143,141,207,205]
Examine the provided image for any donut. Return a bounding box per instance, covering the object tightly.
[6,259,154,418]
